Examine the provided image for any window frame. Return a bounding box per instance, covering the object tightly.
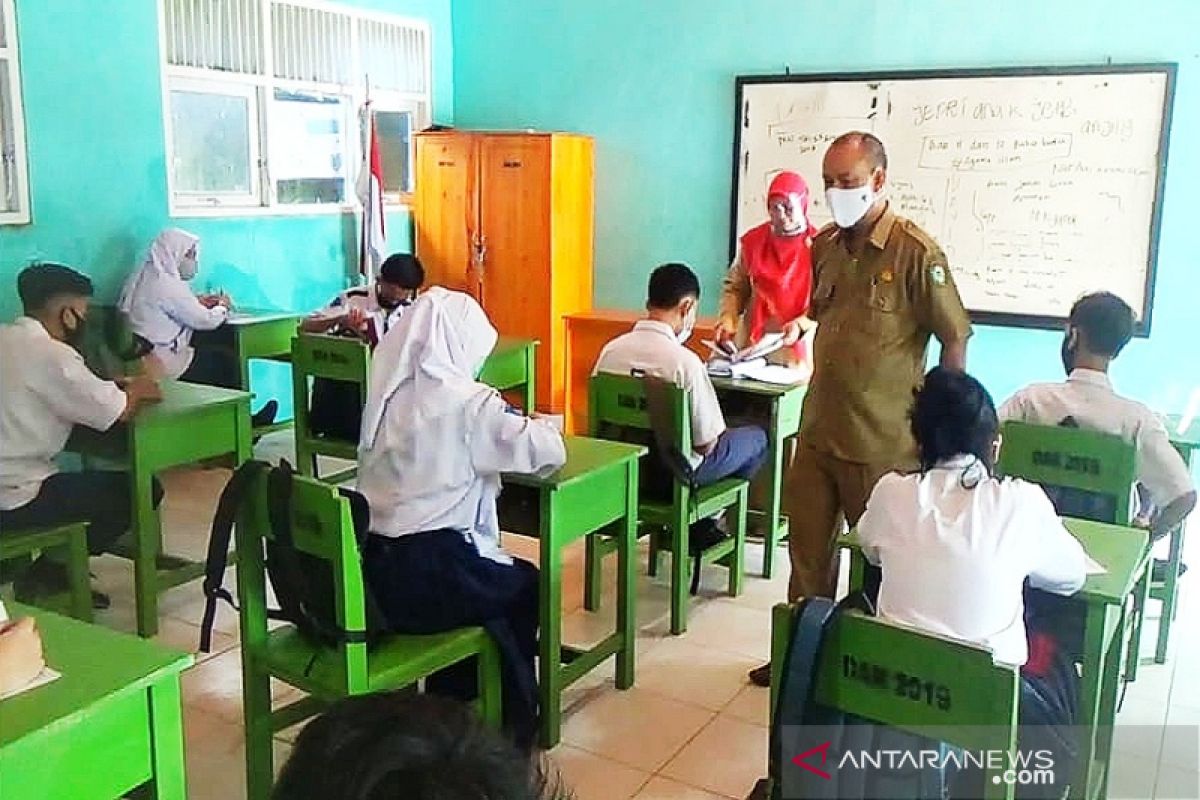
[157,0,431,217]
[0,0,31,226]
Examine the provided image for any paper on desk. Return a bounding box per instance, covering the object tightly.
[0,666,61,701]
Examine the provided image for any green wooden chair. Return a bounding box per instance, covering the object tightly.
[234,470,503,800]
[769,603,1021,800]
[587,373,749,634]
[291,333,370,484]
[0,524,92,622]
[996,421,1149,681]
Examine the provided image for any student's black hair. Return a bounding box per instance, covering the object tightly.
[272,692,572,800]
[1069,292,1134,358]
[17,263,94,315]
[910,367,999,475]
[646,262,700,310]
[831,131,888,171]
[378,253,426,291]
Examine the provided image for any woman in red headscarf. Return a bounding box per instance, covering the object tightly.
[716,171,816,371]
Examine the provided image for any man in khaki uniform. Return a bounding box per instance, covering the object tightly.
[793,131,973,598]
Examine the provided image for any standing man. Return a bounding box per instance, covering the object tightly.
[749,132,972,685]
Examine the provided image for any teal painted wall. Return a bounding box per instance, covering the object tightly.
[0,0,453,414]
[452,0,1200,414]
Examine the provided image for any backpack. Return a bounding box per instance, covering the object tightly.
[199,459,386,654]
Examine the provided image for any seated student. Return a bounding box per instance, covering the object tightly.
[273,692,569,800]
[0,264,163,607]
[858,368,1086,798]
[356,288,566,749]
[593,262,769,546]
[300,253,426,441]
[0,601,46,697]
[999,292,1196,575]
[118,228,277,426]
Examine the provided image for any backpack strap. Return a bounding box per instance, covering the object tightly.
[200,459,270,652]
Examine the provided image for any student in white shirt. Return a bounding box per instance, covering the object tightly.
[357,288,566,749]
[858,367,1087,797]
[301,254,425,442]
[593,263,769,546]
[0,264,162,607]
[119,228,276,426]
[999,292,1196,550]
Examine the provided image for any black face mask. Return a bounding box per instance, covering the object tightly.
[1060,333,1077,376]
[62,308,88,349]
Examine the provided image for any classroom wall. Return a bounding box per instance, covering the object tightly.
[0,0,453,414]
[452,0,1200,414]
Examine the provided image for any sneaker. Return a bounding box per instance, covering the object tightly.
[251,399,279,428]
[748,663,772,687]
[688,518,728,555]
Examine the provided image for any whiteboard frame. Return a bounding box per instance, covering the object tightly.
[729,63,1177,336]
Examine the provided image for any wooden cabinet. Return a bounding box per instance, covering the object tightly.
[415,131,594,412]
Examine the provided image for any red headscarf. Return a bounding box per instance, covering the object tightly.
[739,171,814,362]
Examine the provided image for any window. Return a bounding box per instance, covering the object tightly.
[0,0,30,224]
[159,0,430,214]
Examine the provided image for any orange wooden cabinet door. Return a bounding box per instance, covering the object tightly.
[478,134,554,403]
[414,133,479,296]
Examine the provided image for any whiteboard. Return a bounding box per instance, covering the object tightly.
[731,65,1175,333]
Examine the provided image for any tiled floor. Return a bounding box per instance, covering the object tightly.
[46,442,1200,799]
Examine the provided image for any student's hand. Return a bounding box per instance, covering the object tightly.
[128,374,163,404]
[0,617,46,696]
[216,292,233,310]
[198,294,221,309]
[344,306,368,332]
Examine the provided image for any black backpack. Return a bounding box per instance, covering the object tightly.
[199,459,386,654]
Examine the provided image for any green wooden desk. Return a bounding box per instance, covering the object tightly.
[1158,414,1198,663]
[710,377,807,578]
[479,336,538,413]
[192,309,303,434]
[68,381,253,637]
[499,435,645,747]
[838,517,1147,800]
[0,604,192,798]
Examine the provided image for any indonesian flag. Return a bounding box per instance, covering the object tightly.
[357,107,387,280]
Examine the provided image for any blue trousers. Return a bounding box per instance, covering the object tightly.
[692,425,769,487]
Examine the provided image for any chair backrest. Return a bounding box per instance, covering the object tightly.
[770,604,1020,798]
[291,333,371,444]
[236,469,373,691]
[997,421,1137,523]
[588,372,691,501]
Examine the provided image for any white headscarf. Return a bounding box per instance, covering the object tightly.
[118,228,200,313]
[360,287,499,450]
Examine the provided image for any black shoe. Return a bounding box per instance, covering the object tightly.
[251,399,279,428]
[748,663,771,687]
[91,590,111,610]
[13,557,69,602]
[1153,559,1188,582]
[688,517,728,555]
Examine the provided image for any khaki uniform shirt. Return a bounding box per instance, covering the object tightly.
[800,205,973,463]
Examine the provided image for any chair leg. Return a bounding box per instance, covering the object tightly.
[242,661,275,800]
[584,535,602,612]
[64,526,93,623]
[1156,525,1186,663]
[670,513,689,635]
[728,491,748,599]
[647,525,660,577]
[1125,564,1151,682]
[476,637,504,729]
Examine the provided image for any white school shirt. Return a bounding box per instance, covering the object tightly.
[306,285,409,339]
[592,320,727,466]
[123,272,228,378]
[999,368,1194,508]
[0,318,128,510]
[857,456,1087,666]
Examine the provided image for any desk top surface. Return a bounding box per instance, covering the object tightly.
[0,605,191,746]
[494,335,537,352]
[711,376,809,397]
[1163,414,1200,452]
[1063,517,1151,604]
[139,380,252,419]
[225,309,304,325]
[504,435,645,489]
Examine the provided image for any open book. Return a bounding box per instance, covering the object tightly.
[701,332,786,364]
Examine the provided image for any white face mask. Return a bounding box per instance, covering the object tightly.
[677,304,696,345]
[178,255,199,281]
[825,181,876,229]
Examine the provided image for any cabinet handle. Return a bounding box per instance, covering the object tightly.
[472,232,487,272]
[502,160,522,168]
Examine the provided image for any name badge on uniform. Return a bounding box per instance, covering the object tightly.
[929,264,947,286]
